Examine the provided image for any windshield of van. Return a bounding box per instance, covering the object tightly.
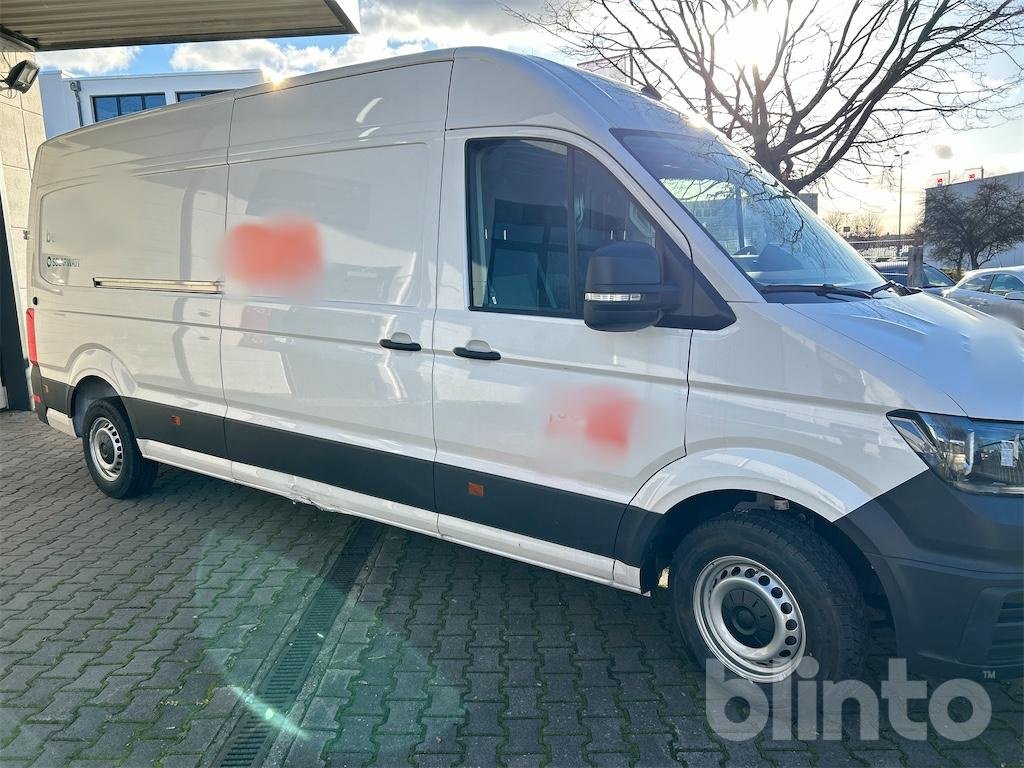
[618,130,886,294]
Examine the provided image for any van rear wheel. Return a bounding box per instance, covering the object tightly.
[82,399,157,498]
[671,510,866,684]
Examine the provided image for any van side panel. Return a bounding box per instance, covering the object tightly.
[227,63,453,160]
[220,63,451,520]
[31,99,232,429]
[39,167,226,288]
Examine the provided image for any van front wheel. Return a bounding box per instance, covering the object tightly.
[671,511,866,685]
[82,400,157,498]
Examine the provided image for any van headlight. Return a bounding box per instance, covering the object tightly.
[888,411,1024,495]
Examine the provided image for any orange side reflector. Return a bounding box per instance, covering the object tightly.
[467,482,485,497]
[170,415,182,426]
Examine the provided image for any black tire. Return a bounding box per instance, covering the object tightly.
[671,510,866,685]
[81,399,157,499]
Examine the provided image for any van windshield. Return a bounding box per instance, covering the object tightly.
[617,130,886,294]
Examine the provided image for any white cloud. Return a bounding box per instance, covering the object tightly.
[169,1,561,80]
[169,37,428,80]
[36,46,140,75]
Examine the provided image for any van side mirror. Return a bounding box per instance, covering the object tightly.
[583,241,681,332]
[1005,291,1024,301]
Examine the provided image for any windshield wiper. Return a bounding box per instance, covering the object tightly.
[868,280,915,296]
[760,283,873,299]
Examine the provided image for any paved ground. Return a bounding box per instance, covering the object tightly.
[1,410,1021,768]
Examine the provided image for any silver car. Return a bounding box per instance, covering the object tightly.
[943,265,1024,329]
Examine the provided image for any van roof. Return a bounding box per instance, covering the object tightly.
[35,47,699,186]
[230,46,696,136]
[46,47,698,146]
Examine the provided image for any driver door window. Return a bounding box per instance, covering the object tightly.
[467,140,571,314]
[466,138,680,318]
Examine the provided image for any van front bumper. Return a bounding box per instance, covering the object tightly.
[838,471,1023,680]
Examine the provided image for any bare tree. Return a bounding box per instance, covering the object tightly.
[851,212,884,239]
[922,179,1024,274]
[513,0,1024,192]
[822,209,850,233]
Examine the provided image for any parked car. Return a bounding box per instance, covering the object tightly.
[27,48,1023,686]
[943,266,1024,329]
[873,260,954,294]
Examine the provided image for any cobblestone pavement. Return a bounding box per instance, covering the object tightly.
[1,410,1021,768]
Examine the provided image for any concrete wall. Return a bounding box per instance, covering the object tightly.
[40,68,263,137]
[1,50,46,324]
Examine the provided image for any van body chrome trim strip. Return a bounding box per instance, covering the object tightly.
[92,277,222,294]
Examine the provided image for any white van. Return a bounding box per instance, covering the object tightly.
[27,48,1023,685]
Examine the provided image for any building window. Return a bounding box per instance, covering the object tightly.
[92,93,166,122]
[176,90,224,102]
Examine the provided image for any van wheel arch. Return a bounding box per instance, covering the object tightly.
[70,376,120,437]
[639,491,892,626]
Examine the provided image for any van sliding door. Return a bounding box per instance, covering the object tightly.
[219,64,452,533]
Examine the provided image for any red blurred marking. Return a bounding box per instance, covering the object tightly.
[547,387,639,451]
[467,482,485,497]
[583,393,638,449]
[224,217,322,286]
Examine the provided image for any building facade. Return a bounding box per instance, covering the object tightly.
[0,51,45,409]
[39,69,264,137]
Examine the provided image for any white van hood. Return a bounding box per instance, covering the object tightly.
[789,293,1024,421]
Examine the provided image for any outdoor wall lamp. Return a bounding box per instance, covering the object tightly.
[3,60,40,93]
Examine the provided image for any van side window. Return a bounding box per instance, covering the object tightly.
[467,140,572,314]
[467,138,700,322]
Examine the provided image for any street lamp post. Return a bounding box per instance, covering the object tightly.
[896,149,909,245]
[893,150,923,287]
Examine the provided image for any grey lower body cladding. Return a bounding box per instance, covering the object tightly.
[838,471,1023,679]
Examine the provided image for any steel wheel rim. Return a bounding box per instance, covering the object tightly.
[89,417,124,482]
[692,555,806,682]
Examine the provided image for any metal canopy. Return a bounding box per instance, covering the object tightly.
[0,0,359,52]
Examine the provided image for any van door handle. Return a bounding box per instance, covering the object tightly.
[454,346,501,361]
[380,337,421,352]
